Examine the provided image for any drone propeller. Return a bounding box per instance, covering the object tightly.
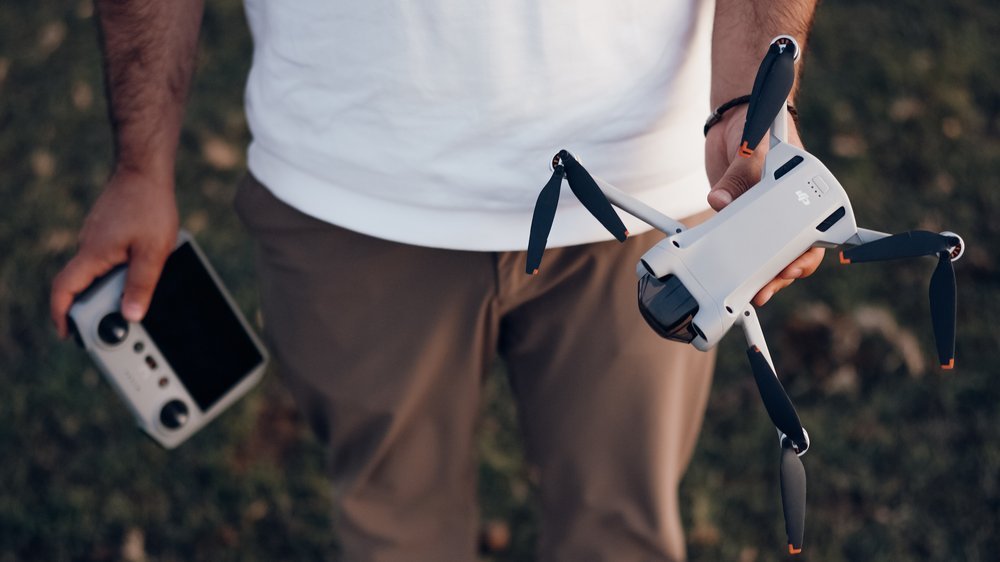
[525,150,629,274]
[526,165,565,274]
[928,252,957,368]
[840,231,961,368]
[747,346,807,449]
[780,436,807,555]
[838,230,958,263]
[747,346,809,553]
[558,150,629,242]
[738,38,798,158]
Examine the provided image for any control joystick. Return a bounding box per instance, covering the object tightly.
[97,312,129,346]
[159,399,190,430]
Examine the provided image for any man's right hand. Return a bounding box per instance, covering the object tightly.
[50,169,178,339]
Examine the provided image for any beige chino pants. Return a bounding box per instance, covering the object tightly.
[235,174,715,562]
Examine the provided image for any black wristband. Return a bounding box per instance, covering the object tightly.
[703,95,798,137]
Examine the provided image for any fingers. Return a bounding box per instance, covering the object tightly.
[50,171,179,340]
[121,243,170,322]
[50,254,117,339]
[778,247,825,280]
[707,152,763,211]
[753,248,828,306]
[753,277,795,307]
[50,241,171,338]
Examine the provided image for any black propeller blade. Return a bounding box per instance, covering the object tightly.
[839,231,958,264]
[739,39,797,158]
[780,437,807,555]
[525,165,565,274]
[747,347,808,553]
[840,231,961,368]
[929,252,957,368]
[747,346,807,449]
[557,150,629,242]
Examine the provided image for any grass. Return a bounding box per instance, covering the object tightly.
[1,0,997,560]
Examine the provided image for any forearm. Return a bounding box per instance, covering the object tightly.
[710,0,818,107]
[95,0,204,181]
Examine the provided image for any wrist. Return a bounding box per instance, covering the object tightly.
[704,95,799,137]
[113,129,181,186]
[110,161,176,193]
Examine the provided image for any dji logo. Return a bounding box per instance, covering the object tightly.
[795,190,811,206]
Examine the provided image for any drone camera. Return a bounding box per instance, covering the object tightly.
[637,272,701,343]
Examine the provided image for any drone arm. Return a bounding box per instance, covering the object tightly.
[841,227,891,248]
[834,228,892,262]
[592,175,688,234]
[768,103,789,150]
[738,305,776,371]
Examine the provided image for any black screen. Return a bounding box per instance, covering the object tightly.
[142,242,263,412]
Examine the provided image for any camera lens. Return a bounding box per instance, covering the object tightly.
[97,312,129,345]
[637,273,700,343]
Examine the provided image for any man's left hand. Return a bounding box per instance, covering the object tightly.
[704,104,825,307]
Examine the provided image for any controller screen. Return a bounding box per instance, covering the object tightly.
[142,242,263,412]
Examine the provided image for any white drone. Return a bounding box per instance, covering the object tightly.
[526,36,964,555]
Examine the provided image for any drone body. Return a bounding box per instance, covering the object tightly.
[526,36,963,555]
[636,140,859,351]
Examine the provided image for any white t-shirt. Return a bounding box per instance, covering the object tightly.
[242,0,713,251]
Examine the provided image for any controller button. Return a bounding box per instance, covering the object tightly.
[97,312,129,345]
[159,399,189,430]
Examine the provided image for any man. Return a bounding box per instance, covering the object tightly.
[51,0,823,560]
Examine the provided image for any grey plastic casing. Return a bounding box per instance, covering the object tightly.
[67,230,268,449]
[636,142,860,351]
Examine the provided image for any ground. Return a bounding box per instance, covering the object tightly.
[1,0,998,560]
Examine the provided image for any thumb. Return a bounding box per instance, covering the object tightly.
[121,245,170,322]
[707,156,762,212]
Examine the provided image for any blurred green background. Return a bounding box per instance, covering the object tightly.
[1,0,997,560]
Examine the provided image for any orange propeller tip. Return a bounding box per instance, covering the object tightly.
[531,269,539,276]
[624,230,630,238]
[789,544,803,555]
[941,359,955,370]
[839,251,851,265]
[737,141,754,158]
